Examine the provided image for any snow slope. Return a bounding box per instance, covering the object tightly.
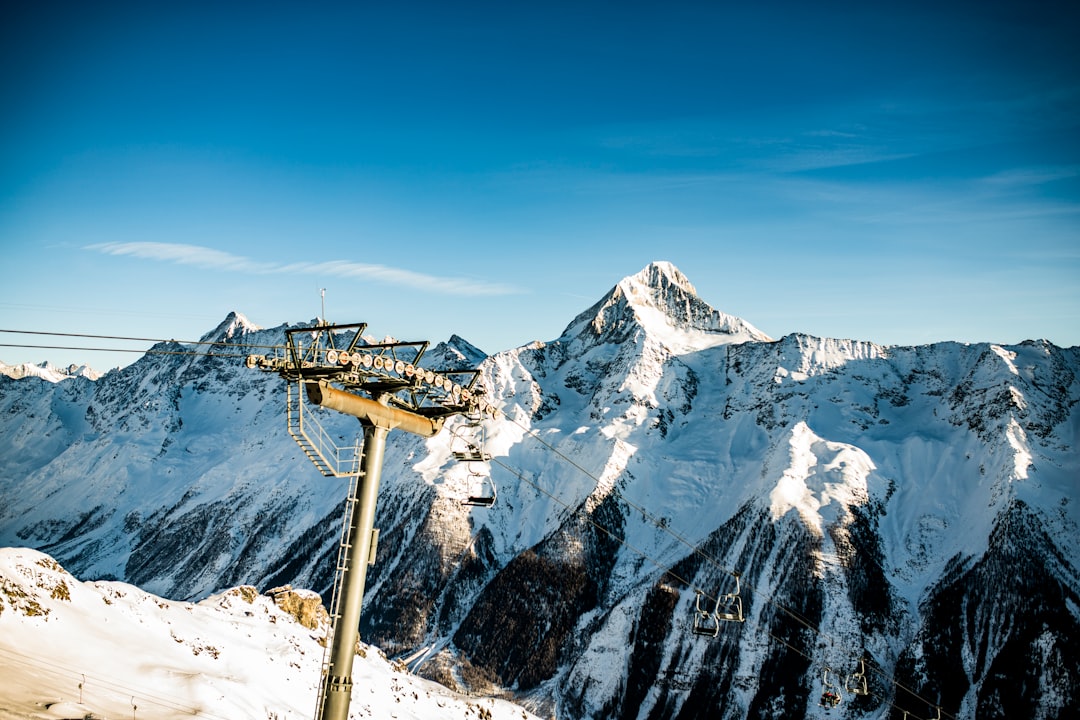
[0,547,539,720]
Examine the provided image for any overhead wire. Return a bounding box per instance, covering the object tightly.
[1,327,282,348]
[0,327,283,362]
[0,342,254,359]
[763,631,941,720]
[488,456,699,592]
[498,411,827,626]
[498,410,828,628]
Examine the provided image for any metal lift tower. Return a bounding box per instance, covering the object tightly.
[246,323,496,720]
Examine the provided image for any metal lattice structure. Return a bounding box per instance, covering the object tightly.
[246,322,497,425]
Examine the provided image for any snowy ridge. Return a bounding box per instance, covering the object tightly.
[0,360,103,382]
[1,263,1078,719]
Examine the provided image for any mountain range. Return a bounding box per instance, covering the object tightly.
[1,261,1077,719]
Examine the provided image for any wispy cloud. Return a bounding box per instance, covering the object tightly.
[86,242,520,296]
[981,165,1080,188]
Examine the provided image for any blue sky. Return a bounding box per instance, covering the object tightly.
[2,1,1078,370]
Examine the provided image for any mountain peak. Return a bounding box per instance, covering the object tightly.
[561,261,772,352]
[621,260,695,296]
[446,334,488,365]
[199,311,261,343]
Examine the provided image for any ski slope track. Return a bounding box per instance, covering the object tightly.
[2,261,1078,719]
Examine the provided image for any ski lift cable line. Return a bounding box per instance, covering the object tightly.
[496,415,957,717]
[0,342,256,359]
[766,633,919,720]
[0,327,283,350]
[0,645,235,720]
[503,407,900,641]
[498,396,911,637]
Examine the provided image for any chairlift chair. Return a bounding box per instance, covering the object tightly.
[451,417,496,507]
[714,594,744,623]
[463,471,497,507]
[454,444,492,462]
[845,657,869,696]
[714,571,744,623]
[819,667,843,709]
[691,571,745,637]
[691,590,721,638]
[451,419,492,462]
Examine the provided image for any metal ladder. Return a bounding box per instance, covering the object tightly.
[287,380,341,477]
[314,457,363,720]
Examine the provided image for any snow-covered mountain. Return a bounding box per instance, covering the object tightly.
[0,547,539,720]
[0,360,103,382]
[1,261,1077,719]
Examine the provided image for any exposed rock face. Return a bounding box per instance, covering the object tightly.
[267,584,329,631]
[1,265,1078,719]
